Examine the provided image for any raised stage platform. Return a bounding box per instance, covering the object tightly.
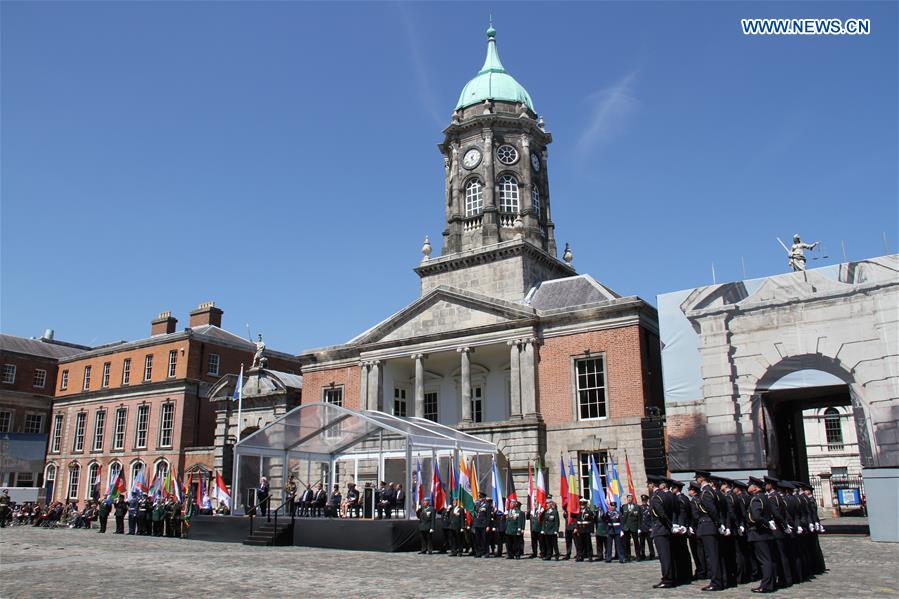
[190,515,435,552]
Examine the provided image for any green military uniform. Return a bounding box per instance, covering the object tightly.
[448,504,465,556]
[575,503,595,561]
[622,501,641,561]
[504,504,525,559]
[97,500,111,533]
[152,500,165,536]
[595,511,608,560]
[529,508,543,558]
[417,503,437,554]
[541,503,560,560]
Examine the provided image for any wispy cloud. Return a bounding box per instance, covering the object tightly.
[395,3,444,127]
[576,71,639,154]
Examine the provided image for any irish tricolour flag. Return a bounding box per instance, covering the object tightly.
[457,457,475,513]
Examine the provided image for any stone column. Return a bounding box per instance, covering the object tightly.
[413,353,425,418]
[508,340,522,418]
[541,149,557,256]
[458,347,472,423]
[521,338,538,416]
[481,129,499,245]
[359,361,370,410]
[368,360,382,412]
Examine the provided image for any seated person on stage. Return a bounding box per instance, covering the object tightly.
[326,484,341,518]
[343,483,360,518]
[376,481,392,519]
[313,483,328,518]
[299,484,313,517]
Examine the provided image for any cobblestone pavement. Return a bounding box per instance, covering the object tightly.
[1,527,897,598]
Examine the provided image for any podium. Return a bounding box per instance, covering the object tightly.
[363,487,375,519]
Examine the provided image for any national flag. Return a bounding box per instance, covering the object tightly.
[416,459,424,508]
[490,457,505,515]
[589,454,609,514]
[131,468,148,495]
[234,364,245,443]
[173,474,184,502]
[457,457,475,514]
[148,471,162,499]
[505,466,517,512]
[567,457,580,516]
[213,470,231,509]
[559,455,568,512]
[162,467,174,498]
[608,454,622,505]
[528,462,535,512]
[199,474,212,510]
[469,458,480,502]
[448,459,457,502]
[108,469,126,503]
[535,465,546,509]
[92,464,102,501]
[431,460,446,512]
[624,451,638,500]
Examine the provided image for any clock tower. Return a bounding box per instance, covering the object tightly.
[416,25,574,301]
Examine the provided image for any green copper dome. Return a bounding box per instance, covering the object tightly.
[455,26,535,112]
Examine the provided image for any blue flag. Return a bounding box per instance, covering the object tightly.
[589,454,609,513]
[490,458,505,514]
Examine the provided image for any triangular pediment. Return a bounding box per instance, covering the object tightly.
[353,286,535,345]
[741,270,850,305]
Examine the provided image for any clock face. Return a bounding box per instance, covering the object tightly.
[497,144,519,165]
[531,153,541,171]
[462,148,482,169]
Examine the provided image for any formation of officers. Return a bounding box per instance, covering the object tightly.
[647,472,827,593]
[414,491,656,563]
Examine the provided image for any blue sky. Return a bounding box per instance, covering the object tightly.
[2,1,896,353]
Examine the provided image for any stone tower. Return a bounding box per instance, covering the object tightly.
[416,25,574,302]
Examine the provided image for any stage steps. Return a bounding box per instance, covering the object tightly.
[243,521,293,546]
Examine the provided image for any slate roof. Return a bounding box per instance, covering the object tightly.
[0,334,90,359]
[525,274,621,311]
[267,369,303,390]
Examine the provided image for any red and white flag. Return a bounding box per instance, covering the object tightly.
[535,466,547,509]
[213,470,231,509]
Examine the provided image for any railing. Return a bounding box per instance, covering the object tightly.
[499,212,517,227]
[247,495,295,540]
[247,494,271,536]
[463,214,482,231]
[809,473,867,516]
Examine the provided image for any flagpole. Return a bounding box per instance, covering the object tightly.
[231,364,244,515]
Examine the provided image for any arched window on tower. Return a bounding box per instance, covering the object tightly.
[824,407,844,451]
[531,186,541,215]
[465,179,484,217]
[498,175,520,214]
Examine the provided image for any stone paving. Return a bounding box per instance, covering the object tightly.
[1,526,897,598]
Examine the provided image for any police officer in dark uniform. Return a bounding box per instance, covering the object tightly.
[152,497,165,536]
[669,479,693,585]
[621,494,641,561]
[648,476,676,589]
[717,477,739,587]
[695,471,725,591]
[733,480,756,583]
[638,494,655,560]
[574,498,594,561]
[782,481,807,582]
[113,495,127,534]
[505,499,525,559]
[746,477,776,593]
[541,497,560,560]
[594,504,608,562]
[97,496,111,533]
[448,499,465,556]
[528,502,543,558]
[687,481,708,581]
[472,492,493,558]
[562,504,576,560]
[764,476,793,589]
[416,497,436,554]
[603,501,626,564]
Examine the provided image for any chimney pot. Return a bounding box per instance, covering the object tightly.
[151,311,178,336]
[189,301,223,328]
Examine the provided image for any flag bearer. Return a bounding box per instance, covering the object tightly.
[505,499,525,559]
[528,502,543,558]
[97,496,110,534]
[417,497,436,554]
[603,501,626,563]
[575,498,595,561]
[541,497,560,560]
[448,499,465,556]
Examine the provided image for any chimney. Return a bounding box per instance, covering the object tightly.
[189,301,223,328]
[151,311,178,336]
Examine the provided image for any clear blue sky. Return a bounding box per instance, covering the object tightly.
[2,1,896,353]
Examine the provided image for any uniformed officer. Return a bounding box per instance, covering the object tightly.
[113,495,127,534]
[152,497,165,536]
[764,476,793,589]
[746,477,776,593]
[638,494,655,560]
[285,475,298,516]
[491,505,505,557]
[687,481,708,581]
[717,477,739,587]
[416,497,436,554]
[541,497,560,560]
[0,490,10,527]
[138,494,152,535]
[781,481,807,582]
[648,476,676,589]
[97,496,111,534]
[472,493,493,558]
[562,504,576,560]
[695,471,725,591]
[528,501,543,558]
[448,499,465,556]
[603,501,626,563]
[126,491,139,535]
[669,479,694,585]
[621,494,640,561]
[172,498,183,538]
[594,504,608,562]
[505,499,525,559]
[733,480,756,584]
[574,498,595,561]
[797,483,826,575]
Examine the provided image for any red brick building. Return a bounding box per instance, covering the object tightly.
[44,302,299,503]
[1,331,90,489]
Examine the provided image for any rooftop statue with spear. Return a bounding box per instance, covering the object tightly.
[777,233,825,272]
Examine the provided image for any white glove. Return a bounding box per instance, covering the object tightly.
[718,525,726,535]
[689,527,695,536]
[819,525,825,533]
[620,531,625,537]
[797,526,804,534]
[738,525,745,535]
[768,520,777,531]
[429,529,433,533]
[785,525,793,534]
[724,528,732,537]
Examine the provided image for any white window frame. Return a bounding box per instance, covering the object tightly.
[152,459,169,485]
[87,462,101,499]
[207,353,220,376]
[2,364,16,384]
[113,407,127,451]
[393,387,408,418]
[143,355,153,381]
[108,461,122,489]
[50,414,63,452]
[23,413,43,434]
[573,355,608,421]
[158,402,175,448]
[82,365,92,390]
[531,186,540,215]
[465,179,484,217]
[0,410,11,432]
[33,368,47,389]
[498,174,520,213]
[60,369,69,390]
[168,350,178,378]
[73,412,86,452]
[122,358,131,385]
[496,144,519,165]
[67,463,81,499]
[130,461,145,488]
[423,390,438,422]
[578,451,608,499]
[134,404,150,449]
[45,463,57,486]
[93,410,106,452]
[101,362,111,388]
[471,384,484,423]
